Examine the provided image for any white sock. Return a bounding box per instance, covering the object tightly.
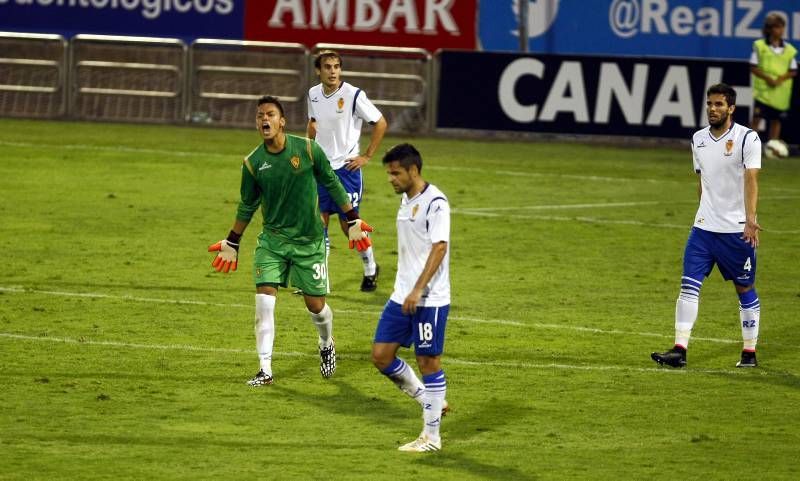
[309,303,333,348]
[675,276,702,348]
[421,370,446,441]
[324,228,331,293]
[359,246,377,276]
[739,290,760,351]
[380,358,425,405]
[255,294,276,375]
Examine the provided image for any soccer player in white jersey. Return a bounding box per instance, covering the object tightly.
[307,50,388,292]
[652,83,762,369]
[372,144,451,452]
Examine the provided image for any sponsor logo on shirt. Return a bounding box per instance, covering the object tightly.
[696,140,706,148]
[259,162,272,171]
[724,139,734,156]
[290,156,300,169]
[310,97,319,103]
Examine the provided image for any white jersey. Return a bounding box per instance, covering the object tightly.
[690,122,761,233]
[390,183,451,308]
[307,81,382,170]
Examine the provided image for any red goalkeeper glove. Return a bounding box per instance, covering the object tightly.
[208,231,241,273]
[347,218,373,252]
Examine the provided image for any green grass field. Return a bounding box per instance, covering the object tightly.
[1,118,799,480]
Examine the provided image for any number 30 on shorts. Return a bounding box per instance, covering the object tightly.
[312,263,327,280]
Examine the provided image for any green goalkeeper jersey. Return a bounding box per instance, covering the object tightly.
[236,134,350,244]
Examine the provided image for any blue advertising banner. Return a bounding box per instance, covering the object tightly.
[480,0,800,60]
[436,50,758,139]
[0,0,243,41]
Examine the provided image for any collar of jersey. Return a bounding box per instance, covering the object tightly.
[404,182,430,202]
[262,141,286,156]
[322,81,345,98]
[708,124,734,142]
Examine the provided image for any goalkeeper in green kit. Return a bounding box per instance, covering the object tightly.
[208,95,373,386]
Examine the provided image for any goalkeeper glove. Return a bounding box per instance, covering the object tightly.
[346,218,374,252]
[208,231,241,273]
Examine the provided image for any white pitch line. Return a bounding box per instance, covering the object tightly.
[0,140,691,187]
[455,195,800,213]
[456,201,667,212]
[0,140,233,159]
[453,209,800,234]
[426,165,672,184]
[1,332,791,378]
[0,286,739,345]
[453,209,688,229]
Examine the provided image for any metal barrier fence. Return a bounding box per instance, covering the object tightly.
[189,39,307,130]
[0,32,432,132]
[0,31,68,118]
[69,34,186,124]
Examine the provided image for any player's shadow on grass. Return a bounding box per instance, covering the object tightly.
[35,279,234,295]
[280,380,538,480]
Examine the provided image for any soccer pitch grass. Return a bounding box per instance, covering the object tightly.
[1,118,799,480]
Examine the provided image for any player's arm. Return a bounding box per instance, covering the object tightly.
[691,139,702,201]
[749,47,778,86]
[208,159,259,273]
[776,63,797,84]
[307,118,317,140]
[306,92,318,139]
[402,241,448,315]
[345,115,387,172]
[743,168,761,248]
[696,175,702,201]
[750,65,776,85]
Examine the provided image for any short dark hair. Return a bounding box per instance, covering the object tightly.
[314,50,342,69]
[257,95,284,117]
[706,83,736,107]
[763,13,786,39]
[382,143,423,173]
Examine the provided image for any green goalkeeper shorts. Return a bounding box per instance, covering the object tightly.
[253,232,328,296]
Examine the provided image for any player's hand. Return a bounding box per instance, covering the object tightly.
[344,155,369,171]
[208,239,239,273]
[742,220,761,248]
[402,289,422,315]
[347,218,373,251]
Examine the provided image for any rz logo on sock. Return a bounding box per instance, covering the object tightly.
[742,320,756,328]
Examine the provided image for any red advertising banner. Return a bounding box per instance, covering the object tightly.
[244,0,477,51]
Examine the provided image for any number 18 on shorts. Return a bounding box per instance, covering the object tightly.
[374,301,449,356]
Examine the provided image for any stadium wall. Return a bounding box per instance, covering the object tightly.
[480,0,800,60]
[1,0,798,142]
[436,50,763,140]
[0,0,478,52]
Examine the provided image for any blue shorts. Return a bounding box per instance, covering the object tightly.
[318,167,362,219]
[374,301,449,356]
[683,227,756,286]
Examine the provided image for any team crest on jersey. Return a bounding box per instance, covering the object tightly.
[724,139,734,156]
[411,204,419,219]
[336,97,345,113]
[290,156,300,169]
